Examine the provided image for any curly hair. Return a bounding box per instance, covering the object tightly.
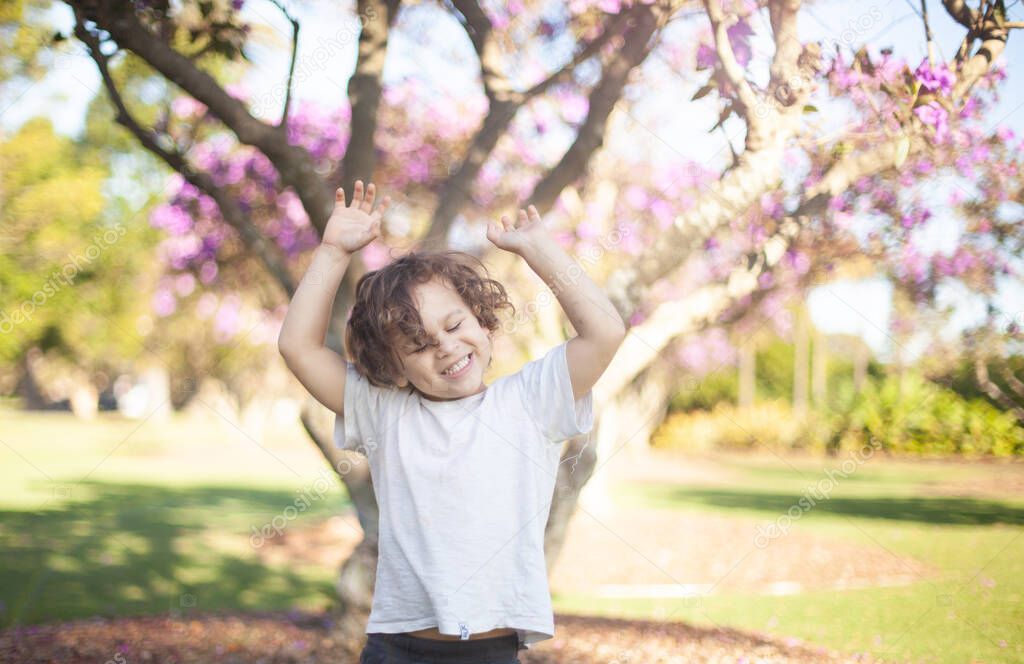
[344,250,515,389]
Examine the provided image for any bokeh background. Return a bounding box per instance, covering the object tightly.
[2,0,1023,662]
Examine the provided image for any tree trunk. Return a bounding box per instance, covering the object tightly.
[299,400,381,612]
[975,356,1024,426]
[571,359,676,517]
[15,348,48,410]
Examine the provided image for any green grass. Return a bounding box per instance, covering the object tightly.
[0,408,348,625]
[552,451,1024,664]
[2,409,1023,663]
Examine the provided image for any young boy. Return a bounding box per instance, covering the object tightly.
[278,180,626,663]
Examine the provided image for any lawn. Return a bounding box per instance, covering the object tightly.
[553,451,1024,664]
[0,408,348,625]
[2,408,1022,663]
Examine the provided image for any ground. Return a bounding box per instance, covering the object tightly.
[0,610,888,663]
[4,413,1019,664]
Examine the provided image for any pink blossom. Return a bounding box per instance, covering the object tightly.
[214,296,241,342]
[560,93,589,124]
[171,96,206,118]
[153,288,177,317]
[361,242,391,271]
[958,96,980,119]
[828,53,860,90]
[913,101,949,143]
[726,20,754,68]
[174,273,196,296]
[624,185,649,209]
[199,260,218,284]
[575,221,598,240]
[696,43,716,70]
[914,58,955,96]
[651,200,674,228]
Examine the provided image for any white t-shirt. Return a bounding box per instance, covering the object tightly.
[333,340,594,650]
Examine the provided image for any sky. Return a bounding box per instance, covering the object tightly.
[2,0,1023,364]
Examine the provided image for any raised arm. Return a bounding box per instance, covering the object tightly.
[278,181,390,414]
[487,206,627,401]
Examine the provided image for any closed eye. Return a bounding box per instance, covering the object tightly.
[410,322,462,353]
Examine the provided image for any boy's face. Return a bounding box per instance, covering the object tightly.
[393,278,493,401]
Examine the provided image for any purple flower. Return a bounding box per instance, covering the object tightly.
[913,101,949,143]
[696,43,716,70]
[914,58,955,96]
[829,55,861,90]
[726,20,754,67]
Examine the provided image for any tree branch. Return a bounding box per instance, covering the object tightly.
[1000,366,1024,401]
[946,2,1010,100]
[268,0,300,128]
[526,3,665,215]
[331,0,400,192]
[975,356,1024,426]
[603,0,1018,320]
[448,0,512,102]
[921,0,937,64]
[422,4,633,244]
[702,0,759,114]
[941,0,977,28]
[75,14,297,298]
[69,1,336,228]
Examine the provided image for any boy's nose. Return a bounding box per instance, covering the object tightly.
[437,338,462,356]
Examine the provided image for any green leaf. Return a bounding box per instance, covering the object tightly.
[802,104,818,113]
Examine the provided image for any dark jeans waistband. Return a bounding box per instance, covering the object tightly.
[365,632,519,662]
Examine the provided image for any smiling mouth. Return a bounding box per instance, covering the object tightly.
[441,353,473,378]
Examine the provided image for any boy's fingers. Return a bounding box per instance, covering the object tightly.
[352,180,363,206]
[364,183,375,209]
[336,187,345,205]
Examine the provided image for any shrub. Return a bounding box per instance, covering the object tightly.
[652,400,827,454]
[652,373,1024,457]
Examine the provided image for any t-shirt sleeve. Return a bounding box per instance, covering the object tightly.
[515,340,595,443]
[332,361,381,456]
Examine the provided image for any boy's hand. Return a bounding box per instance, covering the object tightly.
[322,180,392,255]
[486,205,549,255]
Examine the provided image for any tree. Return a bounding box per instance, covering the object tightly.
[0,117,145,416]
[20,0,1023,618]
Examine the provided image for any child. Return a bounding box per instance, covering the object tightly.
[278,180,627,663]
